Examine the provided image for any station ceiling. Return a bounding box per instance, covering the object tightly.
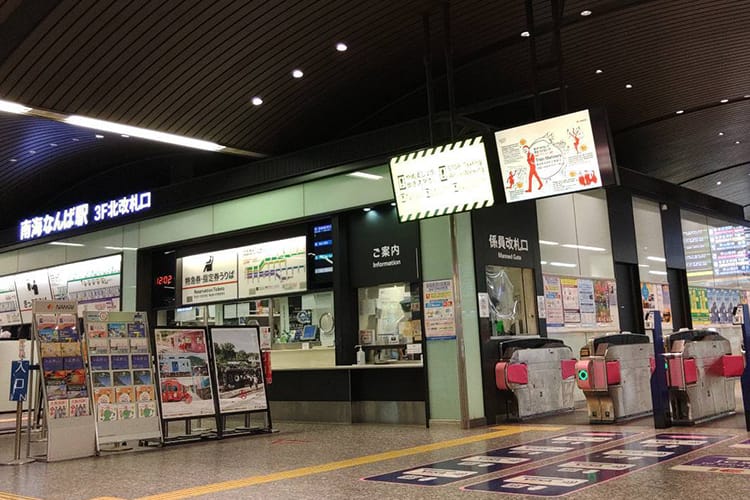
[0,0,748,226]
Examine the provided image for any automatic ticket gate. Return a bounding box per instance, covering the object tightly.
[664,329,744,424]
[575,333,654,423]
[494,336,576,420]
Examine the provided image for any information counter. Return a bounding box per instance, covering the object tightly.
[268,362,425,425]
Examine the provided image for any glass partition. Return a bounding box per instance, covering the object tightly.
[633,198,671,327]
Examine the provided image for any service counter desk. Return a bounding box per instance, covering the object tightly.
[267,356,425,425]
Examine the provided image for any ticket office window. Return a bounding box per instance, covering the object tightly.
[357,282,422,364]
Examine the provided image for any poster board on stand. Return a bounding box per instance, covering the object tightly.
[209,327,270,416]
[153,327,217,422]
[32,300,96,461]
[83,311,161,449]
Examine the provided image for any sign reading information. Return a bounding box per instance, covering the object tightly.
[495,110,604,202]
[390,136,494,222]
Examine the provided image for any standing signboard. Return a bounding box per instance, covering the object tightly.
[154,328,216,419]
[84,311,161,449]
[32,300,96,461]
[209,327,269,413]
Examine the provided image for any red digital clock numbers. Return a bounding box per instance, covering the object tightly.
[155,274,174,286]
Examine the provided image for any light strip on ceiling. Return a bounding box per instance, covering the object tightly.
[64,115,225,152]
[549,261,577,268]
[648,270,668,276]
[49,242,85,247]
[647,256,666,262]
[538,240,559,246]
[561,243,606,252]
[347,171,383,180]
[0,99,31,114]
[104,246,138,251]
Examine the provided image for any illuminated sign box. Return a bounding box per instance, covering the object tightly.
[389,136,494,222]
[18,192,152,242]
[494,109,616,203]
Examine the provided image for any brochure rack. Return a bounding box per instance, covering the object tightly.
[32,300,96,461]
[83,311,162,451]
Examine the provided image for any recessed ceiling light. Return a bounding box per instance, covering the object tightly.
[625,83,633,89]
[49,143,57,146]
[251,96,263,106]
[9,158,17,162]
[48,241,85,247]
[28,150,35,154]
[720,98,729,103]
[95,134,104,139]
[745,95,750,98]
[521,31,530,37]
[719,132,724,136]
[121,134,129,138]
[363,207,371,212]
[292,69,304,79]
[675,110,684,114]
[580,10,592,16]
[716,181,722,185]
[72,138,79,141]
[347,171,383,180]
[390,202,396,207]
[736,140,741,144]
[595,69,603,74]
[336,42,348,52]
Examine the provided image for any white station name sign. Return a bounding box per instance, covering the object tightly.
[495,109,602,203]
[19,191,152,242]
[390,136,494,222]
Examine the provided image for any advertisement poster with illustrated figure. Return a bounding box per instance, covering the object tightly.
[495,109,602,203]
[561,278,581,324]
[543,275,564,327]
[594,280,612,324]
[237,236,307,298]
[689,287,709,324]
[181,249,238,305]
[210,327,267,413]
[154,328,215,418]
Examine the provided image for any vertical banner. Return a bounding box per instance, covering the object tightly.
[154,328,215,418]
[210,327,268,413]
[543,276,564,327]
[423,280,456,340]
[561,278,581,324]
[84,311,161,448]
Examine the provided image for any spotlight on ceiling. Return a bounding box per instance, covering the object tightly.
[521,31,530,37]
[251,96,263,106]
[580,10,592,16]
[595,69,603,74]
[625,83,633,89]
[675,110,684,114]
[720,98,729,103]
[292,69,304,79]
[336,42,348,52]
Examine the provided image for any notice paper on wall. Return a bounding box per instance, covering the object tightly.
[423,280,456,340]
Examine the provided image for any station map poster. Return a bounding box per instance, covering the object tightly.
[154,328,216,419]
[49,254,122,315]
[15,269,53,324]
[495,109,614,203]
[181,249,238,305]
[210,327,268,413]
[0,276,21,326]
[390,136,494,222]
[237,236,306,298]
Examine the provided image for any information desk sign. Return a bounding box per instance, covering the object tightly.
[9,360,29,401]
[390,136,494,222]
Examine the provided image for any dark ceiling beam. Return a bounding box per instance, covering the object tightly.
[677,159,750,186]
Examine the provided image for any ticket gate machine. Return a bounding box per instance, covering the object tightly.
[494,336,576,420]
[575,333,654,423]
[664,329,744,424]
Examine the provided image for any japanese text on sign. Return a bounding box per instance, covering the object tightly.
[18,192,152,241]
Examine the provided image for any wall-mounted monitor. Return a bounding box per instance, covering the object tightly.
[390,136,494,222]
[494,108,617,203]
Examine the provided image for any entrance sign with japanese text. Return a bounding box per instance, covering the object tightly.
[18,191,152,242]
[390,136,494,222]
[495,110,613,202]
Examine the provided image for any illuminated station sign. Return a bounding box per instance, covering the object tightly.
[18,192,152,242]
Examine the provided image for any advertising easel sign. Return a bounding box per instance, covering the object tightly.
[210,327,269,413]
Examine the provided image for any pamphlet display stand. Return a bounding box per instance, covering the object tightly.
[153,327,220,443]
[83,311,162,451]
[209,326,273,437]
[32,300,96,461]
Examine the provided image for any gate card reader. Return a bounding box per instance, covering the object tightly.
[664,329,744,424]
[493,336,576,420]
[576,333,655,423]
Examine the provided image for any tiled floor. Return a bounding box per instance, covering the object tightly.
[0,415,749,500]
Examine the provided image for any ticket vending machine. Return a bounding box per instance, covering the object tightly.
[664,329,744,424]
[494,336,576,420]
[575,333,655,423]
